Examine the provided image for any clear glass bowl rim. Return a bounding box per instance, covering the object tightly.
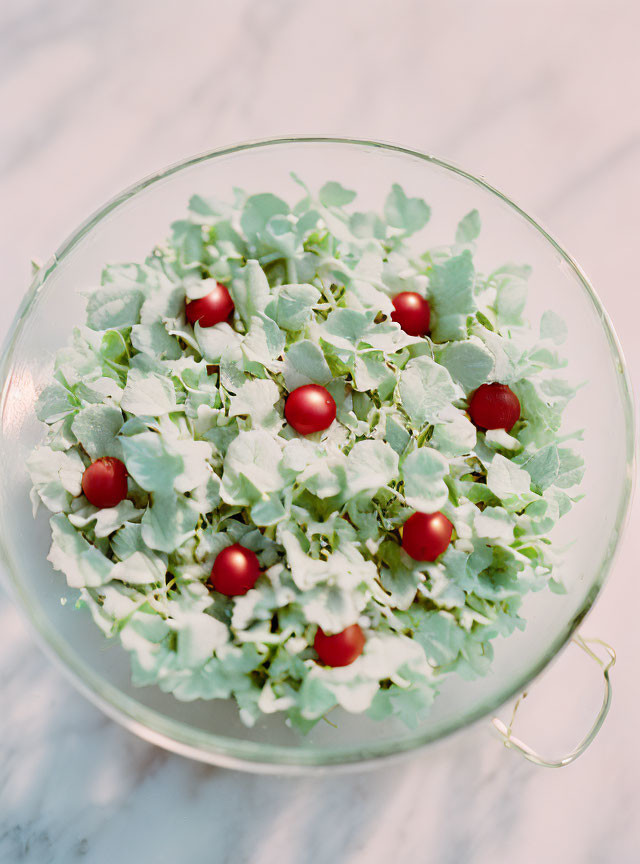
[0,136,635,773]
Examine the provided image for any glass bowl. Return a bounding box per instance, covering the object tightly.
[0,137,635,772]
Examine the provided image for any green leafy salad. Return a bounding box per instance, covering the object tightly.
[27,178,584,731]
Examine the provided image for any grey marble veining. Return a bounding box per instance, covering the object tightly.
[1,1,639,862]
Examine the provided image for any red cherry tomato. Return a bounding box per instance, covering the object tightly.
[314,624,365,667]
[285,384,336,435]
[209,544,261,596]
[469,383,521,431]
[185,282,234,328]
[81,457,128,509]
[402,511,453,562]
[390,292,431,336]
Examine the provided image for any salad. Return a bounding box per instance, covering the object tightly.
[27,179,583,732]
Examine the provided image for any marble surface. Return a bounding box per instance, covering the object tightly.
[1,1,639,861]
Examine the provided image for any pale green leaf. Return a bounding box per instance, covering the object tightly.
[523,444,560,491]
[242,313,286,371]
[195,321,241,363]
[437,338,494,391]
[111,550,166,585]
[431,407,477,458]
[486,454,532,501]
[240,194,289,245]
[345,440,399,496]
[398,356,460,427]
[231,260,272,328]
[401,447,449,512]
[428,251,476,341]
[120,431,182,492]
[48,513,113,587]
[229,379,282,430]
[474,506,515,543]
[455,209,481,244]
[282,340,332,389]
[71,403,123,460]
[121,369,177,416]
[131,322,182,360]
[141,491,199,552]
[319,181,357,208]
[220,430,287,504]
[36,383,77,424]
[83,285,144,330]
[68,499,142,538]
[27,447,85,514]
[540,310,568,345]
[384,184,431,235]
[265,283,320,331]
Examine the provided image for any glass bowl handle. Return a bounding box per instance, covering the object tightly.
[492,634,616,768]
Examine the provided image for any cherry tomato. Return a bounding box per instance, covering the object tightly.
[390,291,431,336]
[402,511,453,562]
[284,384,336,435]
[185,282,234,328]
[81,457,128,509]
[469,383,521,431]
[314,623,365,667]
[209,544,261,596]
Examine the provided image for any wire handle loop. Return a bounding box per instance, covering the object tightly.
[492,635,616,768]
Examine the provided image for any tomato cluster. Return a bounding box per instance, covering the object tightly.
[76,281,524,669]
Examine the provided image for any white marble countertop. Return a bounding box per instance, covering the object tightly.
[1,1,639,862]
